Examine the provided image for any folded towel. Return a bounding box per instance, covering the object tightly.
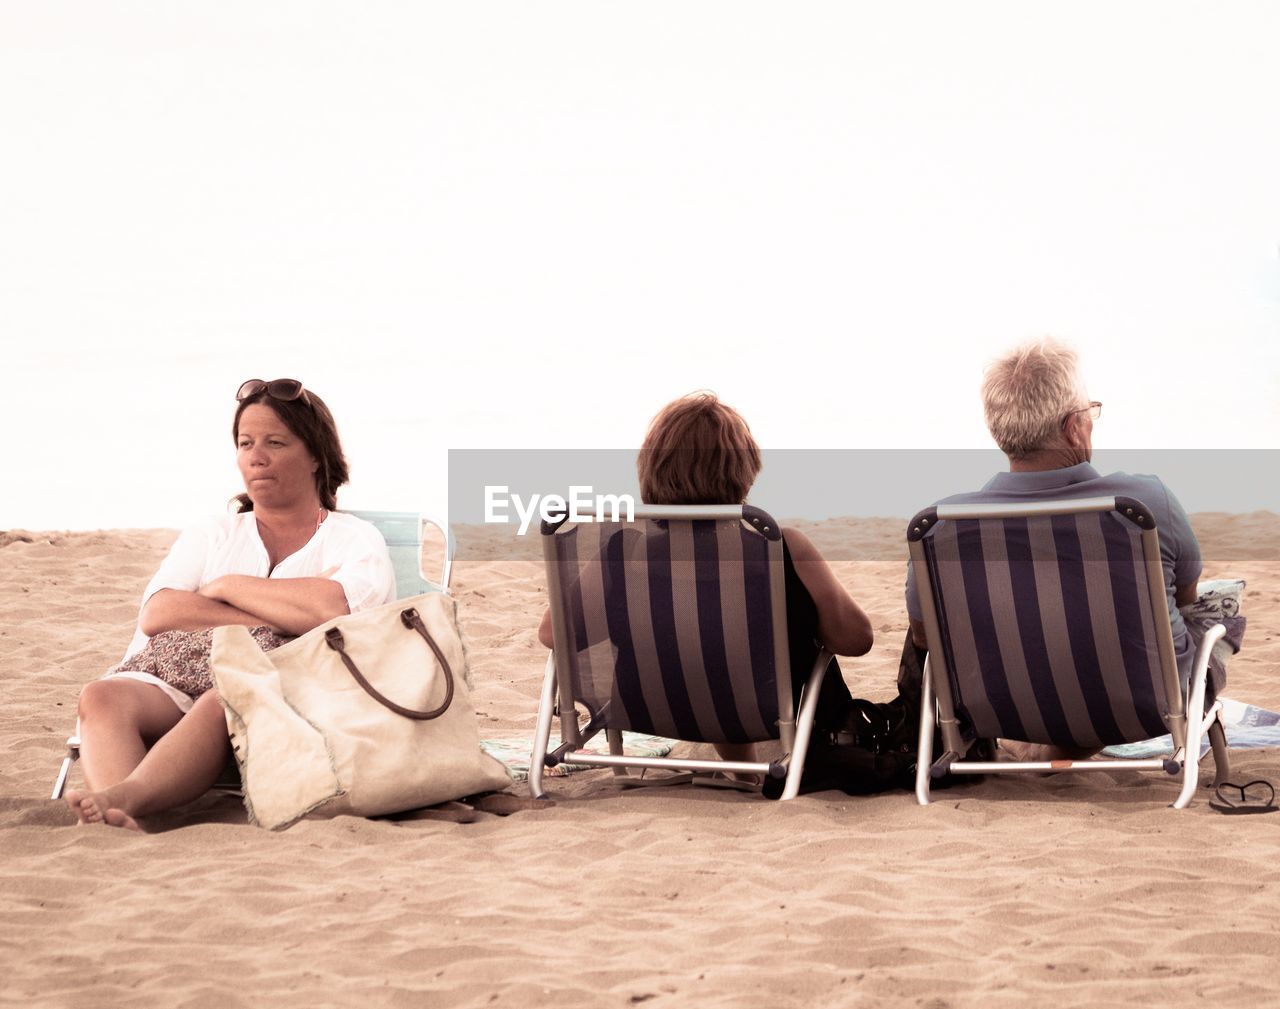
[1179,578,1247,701]
[481,732,674,782]
[1102,698,1280,759]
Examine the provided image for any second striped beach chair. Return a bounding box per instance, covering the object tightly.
[908,495,1230,809]
[530,504,832,801]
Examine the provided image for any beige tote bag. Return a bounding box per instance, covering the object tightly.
[211,593,511,830]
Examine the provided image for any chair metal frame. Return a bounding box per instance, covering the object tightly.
[529,504,831,801]
[51,511,448,801]
[908,495,1230,809]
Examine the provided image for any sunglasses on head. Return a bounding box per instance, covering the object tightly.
[236,378,310,405]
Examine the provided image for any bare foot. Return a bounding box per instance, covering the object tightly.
[103,808,144,832]
[65,789,99,824]
[64,789,143,831]
[711,743,759,784]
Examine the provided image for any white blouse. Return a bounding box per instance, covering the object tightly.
[114,510,397,710]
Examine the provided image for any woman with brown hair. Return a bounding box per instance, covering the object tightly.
[538,391,874,768]
[66,379,396,829]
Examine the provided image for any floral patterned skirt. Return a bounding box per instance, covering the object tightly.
[114,626,293,699]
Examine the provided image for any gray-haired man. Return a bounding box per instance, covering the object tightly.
[902,338,1203,761]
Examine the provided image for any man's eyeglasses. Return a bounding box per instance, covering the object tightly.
[236,378,310,406]
[1061,401,1102,429]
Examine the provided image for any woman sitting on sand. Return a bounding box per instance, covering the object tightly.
[67,378,396,829]
[537,391,875,772]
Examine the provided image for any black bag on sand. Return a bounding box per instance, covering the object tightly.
[791,636,990,797]
[802,696,919,795]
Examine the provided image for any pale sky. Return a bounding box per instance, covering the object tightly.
[3,2,1278,530]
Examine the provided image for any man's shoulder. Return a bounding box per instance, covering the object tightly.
[932,487,1001,507]
[933,468,1174,504]
[1083,470,1183,519]
[1089,469,1170,493]
[929,467,1187,530]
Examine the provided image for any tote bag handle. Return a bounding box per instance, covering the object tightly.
[323,607,455,720]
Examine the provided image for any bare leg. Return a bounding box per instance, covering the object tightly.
[714,742,758,762]
[713,742,759,783]
[67,690,230,829]
[77,678,186,790]
[998,739,1101,762]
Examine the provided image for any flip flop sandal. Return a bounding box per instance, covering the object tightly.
[387,800,485,823]
[1208,780,1278,815]
[467,792,556,815]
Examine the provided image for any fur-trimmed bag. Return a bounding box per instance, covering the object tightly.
[210,593,511,829]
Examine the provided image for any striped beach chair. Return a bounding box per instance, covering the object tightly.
[908,496,1231,809]
[529,504,833,801]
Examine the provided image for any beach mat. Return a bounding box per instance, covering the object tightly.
[481,732,675,782]
[1102,698,1280,759]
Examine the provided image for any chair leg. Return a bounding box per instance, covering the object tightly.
[779,650,831,800]
[529,655,557,800]
[1173,647,1214,810]
[51,754,75,801]
[1208,717,1231,787]
[915,656,936,806]
[606,729,631,778]
[51,736,80,801]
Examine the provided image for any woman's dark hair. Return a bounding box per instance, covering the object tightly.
[637,391,762,505]
[231,388,350,512]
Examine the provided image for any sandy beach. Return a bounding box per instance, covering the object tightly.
[4,514,1280,1008]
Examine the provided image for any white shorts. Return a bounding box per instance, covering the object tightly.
[104,667,196,714]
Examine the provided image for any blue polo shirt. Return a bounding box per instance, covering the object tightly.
[905,462,1202,669]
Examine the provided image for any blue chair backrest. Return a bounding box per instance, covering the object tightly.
[346,511,436,599]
